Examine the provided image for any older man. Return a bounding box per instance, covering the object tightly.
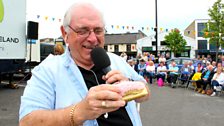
[19,3,150,126]
[167,62,179,88]
[196,65,215,94]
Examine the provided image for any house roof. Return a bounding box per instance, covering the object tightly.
[105,31,147,45]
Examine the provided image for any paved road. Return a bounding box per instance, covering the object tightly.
[0,81,224,126]
[140,84,224,126]
[0,84,24,126]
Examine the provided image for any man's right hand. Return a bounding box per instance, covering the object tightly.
[74,84,126,124]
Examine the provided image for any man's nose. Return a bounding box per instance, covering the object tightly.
[87,31,98,42]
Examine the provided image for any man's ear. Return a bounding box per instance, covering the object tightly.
[60,26,68,42]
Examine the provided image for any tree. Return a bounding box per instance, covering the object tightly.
[203,0,224,62]
[164,28,187,57]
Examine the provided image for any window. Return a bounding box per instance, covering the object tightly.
[152,41,156,46]
[209,43,216,51]
[115,45,119,52]
[127,44,131,52]
[104,45,108,51]
[161,41,168,45]
[198,40,207,50]
[197,23,206,37]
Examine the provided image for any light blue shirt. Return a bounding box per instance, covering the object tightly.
[19,48,145,126]
[169,66,179,75]
[203,70,211,79]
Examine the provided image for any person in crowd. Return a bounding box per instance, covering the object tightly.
[188,61,195,73]
[211,61,217,72]
[202,62,211,72]
[156,62,167,82]
[138,58,146,77]
[19,3,150,126]
[195,65,215,94]
[210,67,224,96]
[145,61,155,84]
[191,63,203,88]
[120,52,127,61]
[207,54,212,63]
[201,55,205,62]
[216,62,223,71]
[150,54,155,62]
[133,58,139,73]
[179,61,193,85]
[217,54,222,63]
[186,61,195,86]
[127,59,133,67]
[167,62,179,87]
[165,52,170,60]
[136,53,142,61]
[195,62,203,73]
[142,52,149,62]
[196,55,201,60]
[54,43,65,55]
[221,56,224,67]
[158,54,166,63]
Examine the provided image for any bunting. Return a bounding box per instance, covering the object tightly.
[36,14,62,22]
[32,15,185,33]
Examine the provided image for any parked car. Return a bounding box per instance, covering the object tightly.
[165,57,201,70]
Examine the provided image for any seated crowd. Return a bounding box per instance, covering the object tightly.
[127,56,224,97]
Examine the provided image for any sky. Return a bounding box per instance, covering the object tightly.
[26,0,219,39]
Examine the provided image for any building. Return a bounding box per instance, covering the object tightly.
[104,30,146,59]
[184,19,222,60]
[136,31,195,58]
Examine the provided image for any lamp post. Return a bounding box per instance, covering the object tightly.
[155,0,158,58]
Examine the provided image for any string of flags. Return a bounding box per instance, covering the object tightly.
[34,14,170,32]
[34,14,223,36]
[109,25,169,32]
[36,15,62,22]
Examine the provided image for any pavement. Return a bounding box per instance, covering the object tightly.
[140,83,224,126]
[0,78,224,126]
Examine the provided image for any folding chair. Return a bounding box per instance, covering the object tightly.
[177,73,190,88]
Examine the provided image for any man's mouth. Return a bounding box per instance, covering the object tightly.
[83,45,98,49]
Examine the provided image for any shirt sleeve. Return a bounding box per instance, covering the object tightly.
[19,65,56,120]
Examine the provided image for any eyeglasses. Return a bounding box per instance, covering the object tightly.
[68,25,105,38]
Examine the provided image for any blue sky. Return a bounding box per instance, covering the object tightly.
[27,0,219,38]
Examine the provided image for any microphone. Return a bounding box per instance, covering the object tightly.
[91,47,111,74]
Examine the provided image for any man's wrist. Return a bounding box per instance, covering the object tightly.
[70,104,83,126]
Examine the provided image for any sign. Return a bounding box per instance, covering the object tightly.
[0,0,26,59]
[184,46,191,50]
[131,44,137,52]
[142,47,153,52]
[0,0,4,23]
[118,44,126,52]
[27,39,37,44]
[107,45,114,52]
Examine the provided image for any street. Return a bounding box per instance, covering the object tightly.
[0,80,224,126]
[140,84,224,126]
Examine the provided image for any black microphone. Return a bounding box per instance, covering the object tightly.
[91,47,111,74]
